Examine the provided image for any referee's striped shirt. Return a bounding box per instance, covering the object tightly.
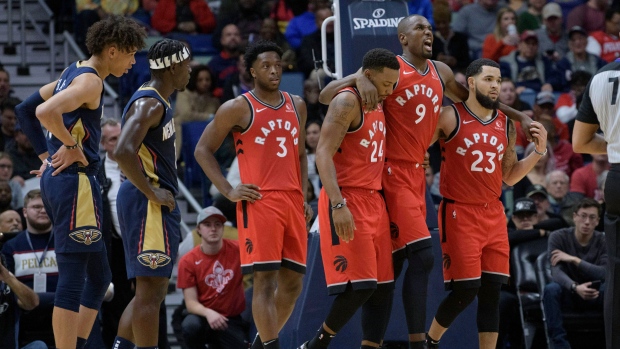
[577,61,620,163]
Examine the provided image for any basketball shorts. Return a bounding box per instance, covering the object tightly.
[117,181,181,278]
[40,163,103,253]
[236,190,307,275]
[438,199,509,290]
[383,160,431,257]
[319,187,394,295]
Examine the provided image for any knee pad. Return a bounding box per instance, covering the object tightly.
[325,286,375,333]
[477,280,502,333]
[81,251,113,310]
[54,253,88,312]
[435,287,479,328]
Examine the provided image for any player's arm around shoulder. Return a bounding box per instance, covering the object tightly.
[435,60,468,103]
[431,105,457,145]
[502,120,547,186]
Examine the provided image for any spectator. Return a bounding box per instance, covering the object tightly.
[209,24,242,96]
[297,7,334,78]
[517,0,545,33]
[512,143,556,198]
[0,153,23,212]
[284,0,330,50]
[0,209,21,233]
[151,0,216,35]
[431,2,470,71]
[557,27,605,82]
[533,91,569,141]
[499,78,534,154]
[4,123,41,181]
[258,18,296,71]
[177,206,247,349]
[0,100,18,151]
[221,53,254,103]
[0,180,14,214]
[526,184,570,231]
[0,69,20,107]
[74,0,140,53]
[539,116,583,177]
[174,65,221,157]
[215,0,263,46]
[482,8,520,63]
[586,8,620,62]
[566,0,607,34]
[407,0,435,28]
[269,0,306,34]
[303,78,326,123]
[547,170,582,224]
[543,198,606,349]
[499,31,565,92]
[570,154,610,199]
[508,0,528,14]
[535,2,569,60]
[554,70,594,127]
[452,0,502,59]
[305,121,321,198]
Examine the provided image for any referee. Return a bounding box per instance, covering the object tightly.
[573,59,620,349]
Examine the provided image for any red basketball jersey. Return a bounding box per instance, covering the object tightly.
[383,56,444,163]
[440,102,509,204]
[234,91,302,192]
[334,88,386,190]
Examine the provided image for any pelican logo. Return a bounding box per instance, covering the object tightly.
[137,252,171,269]
[443,253,451,270]
[372,8,385,18]
[334,255,348,272]
[69,229,102,245]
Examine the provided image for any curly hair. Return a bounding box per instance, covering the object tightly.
[244,40,283,75]
[362,48,399,72]
[85,15,146,55]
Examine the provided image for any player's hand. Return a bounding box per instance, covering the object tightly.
[356,73,379,111]
[148,186,175,211]
[575,282,599,300]
[205,308,229,331]
[226,183,262,203]
[30,161,49,178]
[529,121,548,155]
[422,152,430,168]
[332,206,356,243]
[303,202,313,225]
[50,146,89,176]
[550,249,577,266]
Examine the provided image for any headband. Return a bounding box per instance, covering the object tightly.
[149,46,191,70]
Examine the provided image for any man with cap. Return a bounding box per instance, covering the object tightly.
[526,184,569,231]
[176,206,247,349]
[535,3,569,60]
[585,8,620,63]
[499,30,565,92]
[533,91,570,140]
[557,26,606,79]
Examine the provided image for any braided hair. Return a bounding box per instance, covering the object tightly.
[147,39,189,74]
[85,15,146,55]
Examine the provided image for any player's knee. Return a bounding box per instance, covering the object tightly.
[252,270,278,297]
[435,287,479,328]
[181,314,203,335]
[408,246,434,274]
[278,271,304,297]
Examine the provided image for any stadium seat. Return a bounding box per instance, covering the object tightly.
[280,72,305,97]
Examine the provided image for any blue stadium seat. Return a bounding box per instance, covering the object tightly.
[181,121,210,188]
[280,72,305,97]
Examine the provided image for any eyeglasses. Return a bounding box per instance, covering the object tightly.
[27,205,45,211]
[576,213,599,222]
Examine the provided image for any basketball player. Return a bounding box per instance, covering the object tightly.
[194,40,312,349]
[426,58,547,349]
[572,60,620,349]
[111,39,190,349]
[14,16,146,349]
[297,48,399,349]
[319,15,534,349]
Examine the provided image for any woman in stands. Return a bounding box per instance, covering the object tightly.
[482,8,520,62]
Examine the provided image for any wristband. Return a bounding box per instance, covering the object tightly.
[534,147,547,156]
[65,143,79,150]
[331,199,347,210]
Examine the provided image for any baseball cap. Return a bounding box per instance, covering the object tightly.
[536,91,555,106]
[514,197,538,215]
[526,184,548,198]
[568,26,587,38]
[520,30,538,42]
[196,206,227,225]
[542,2,562,19]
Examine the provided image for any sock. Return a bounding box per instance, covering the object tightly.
[251,334,263,349]
[410,340,425,349]
[113,336,135,349]
[308,326,335,349]
[76,337,87,349]
[262,338,279,349]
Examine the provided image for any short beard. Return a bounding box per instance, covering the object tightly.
[476,89,500,110]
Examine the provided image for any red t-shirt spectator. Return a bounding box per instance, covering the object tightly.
[152,0,216,35]
[570,163,597,198]
[177,239,245,317]
[553,139,583,178]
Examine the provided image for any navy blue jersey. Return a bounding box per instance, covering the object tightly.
[121,86,178,194]
[0,231,58,291]
[50,62,104,169]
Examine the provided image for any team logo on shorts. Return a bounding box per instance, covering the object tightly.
[245,238,253,254]
[390,222,399,239]
[442,253,451,270]
[334,255,348,272]
[69,229,102,245]
[137,252,171,269]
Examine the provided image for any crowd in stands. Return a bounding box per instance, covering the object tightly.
[0,0,617,347]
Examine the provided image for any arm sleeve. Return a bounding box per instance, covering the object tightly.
[15,91,48,156]
[549,231,575,289]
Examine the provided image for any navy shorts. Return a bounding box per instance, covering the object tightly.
[117,181,181,278]
[40,164,104,253]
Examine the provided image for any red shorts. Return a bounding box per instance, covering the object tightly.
[382,160,431,256]
[438,199,510,289]
[236,190,307,274]
[319,188,394,295]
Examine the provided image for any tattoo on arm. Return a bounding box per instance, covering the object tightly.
[326,97,356,152]
[502,120,518,175]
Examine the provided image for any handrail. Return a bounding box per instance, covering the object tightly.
[177,179,203,214]
[16,0,55,80]
[62,31,120,118]
[36,0,55,82]
[7,0,13,49]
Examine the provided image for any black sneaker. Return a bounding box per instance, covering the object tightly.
[296,341,309,349]
[425,333,439,349]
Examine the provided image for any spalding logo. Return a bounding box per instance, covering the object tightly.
[69,229,102,245]
[137,252,172,269]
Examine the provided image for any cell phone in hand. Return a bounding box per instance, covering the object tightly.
[590,280,602,290]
